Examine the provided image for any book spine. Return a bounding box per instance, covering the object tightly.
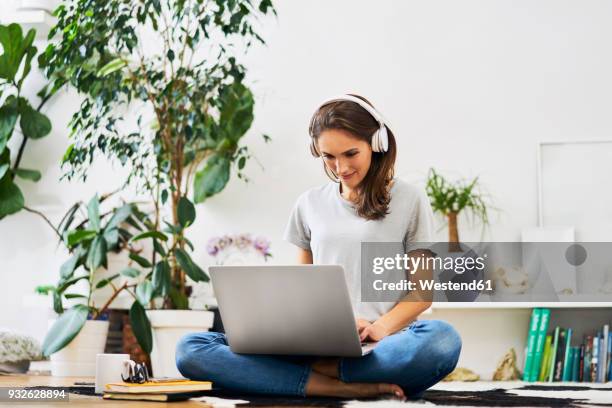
[548,326,560,382]
[591,333,599,382]
[584,335,593,383]
[523,308,542,382]
[571,347,580,382]
[608,334,612,381]
[554,329,567,382]
[530,308,550,382]
[562,328,573,382]
[579,344,584,382]
[602,325,609,383]
[539,335,553,382]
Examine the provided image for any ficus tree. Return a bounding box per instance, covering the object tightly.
[39,0,276,314]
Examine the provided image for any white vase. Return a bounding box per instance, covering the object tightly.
[146,310,214,378]
[50,320,109,377]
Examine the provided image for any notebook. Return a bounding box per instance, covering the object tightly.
[104,380,212,393]
[103,390,211,402]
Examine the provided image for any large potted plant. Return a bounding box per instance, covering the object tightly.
[39,0,275,377]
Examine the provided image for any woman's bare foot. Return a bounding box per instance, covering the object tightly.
[305,371,405,399]
[311,357,340,378]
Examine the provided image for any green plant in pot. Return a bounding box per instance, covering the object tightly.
[39,0,276,376]
[425,168,491,251]
[0,23,60,220]
[36,193,158,375]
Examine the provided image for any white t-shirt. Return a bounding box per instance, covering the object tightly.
[283,178,435,322]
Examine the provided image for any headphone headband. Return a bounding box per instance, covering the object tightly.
[309,94,390,156]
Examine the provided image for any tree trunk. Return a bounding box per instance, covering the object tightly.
[447,212,462,252]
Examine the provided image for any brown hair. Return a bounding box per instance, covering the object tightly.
[308,94,397,221]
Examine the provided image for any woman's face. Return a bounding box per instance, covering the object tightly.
[316,129,372,189]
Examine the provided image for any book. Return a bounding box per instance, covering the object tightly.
[562,328,573,381]
[553,328,567,381]
[530,308,550,381]
[584,335,593,382]
[103,390,211,402]
[591,333,599,382]
[548,326,560,382]
[539,335,552,382]
[602,325,609,383]
[523,308,542,381]
[608,336,612,381]
[105,380,213,394]
[571,347,580,382]
[579,344,585,382]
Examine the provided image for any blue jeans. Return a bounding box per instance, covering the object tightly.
[175,319,461,398]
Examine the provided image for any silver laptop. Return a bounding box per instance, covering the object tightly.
[209,265,377,357]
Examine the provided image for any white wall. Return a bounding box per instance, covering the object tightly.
[2,0,612,344]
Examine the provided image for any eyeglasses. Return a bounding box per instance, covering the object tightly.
[121,360,150,384]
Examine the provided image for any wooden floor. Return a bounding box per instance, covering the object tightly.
[0,375,212,407]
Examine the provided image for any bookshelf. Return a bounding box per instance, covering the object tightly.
[422,304,612,381]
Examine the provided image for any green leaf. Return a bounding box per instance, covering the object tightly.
[42,304,88,357]
[103,227,119,248]
[86,235,107,271]
[129,302,152,354]
[35,285,55,295]
[177,196,195,227]
[87,195,100,232]
[66,229,96,247]
[0,24,36,82]
[136,281,153,306]
[120,267,140,278]
[193,155,230,203]
[0,100,19,152]
[0,174,24,219]
[218,81,254,142]
[169,286,189,310]
[57,274,89,293]
[153,239,166,257]
[130,230,168,243]
[15,168,41,182]
[59,254,79,279]
[97,58,127,77]
[105,204,133,230]
[129,252,152,268]
[52,291,63,314]
[19,102,51,139]
[64,293,87,299]
[0,163,8,179]
[152,261,170,297]
[174,248,209,282]
[95,273,119,289]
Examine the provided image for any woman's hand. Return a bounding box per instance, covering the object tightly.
[359,320,392,342]
[356,318,371,334]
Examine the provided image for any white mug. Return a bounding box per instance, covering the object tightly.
[95,353,130,394]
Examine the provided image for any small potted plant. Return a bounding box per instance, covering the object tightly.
[425,168,491,250]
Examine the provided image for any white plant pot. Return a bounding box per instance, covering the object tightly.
[146,310,214,378]
[18,0,58,12]
[50,320,109,377]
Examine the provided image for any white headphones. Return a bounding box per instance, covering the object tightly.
[309,94,390,157]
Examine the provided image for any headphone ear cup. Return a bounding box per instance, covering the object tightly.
[371,129,380,152]
[379,126,389,152]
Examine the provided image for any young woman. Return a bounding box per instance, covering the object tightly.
[176,95,462,400]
